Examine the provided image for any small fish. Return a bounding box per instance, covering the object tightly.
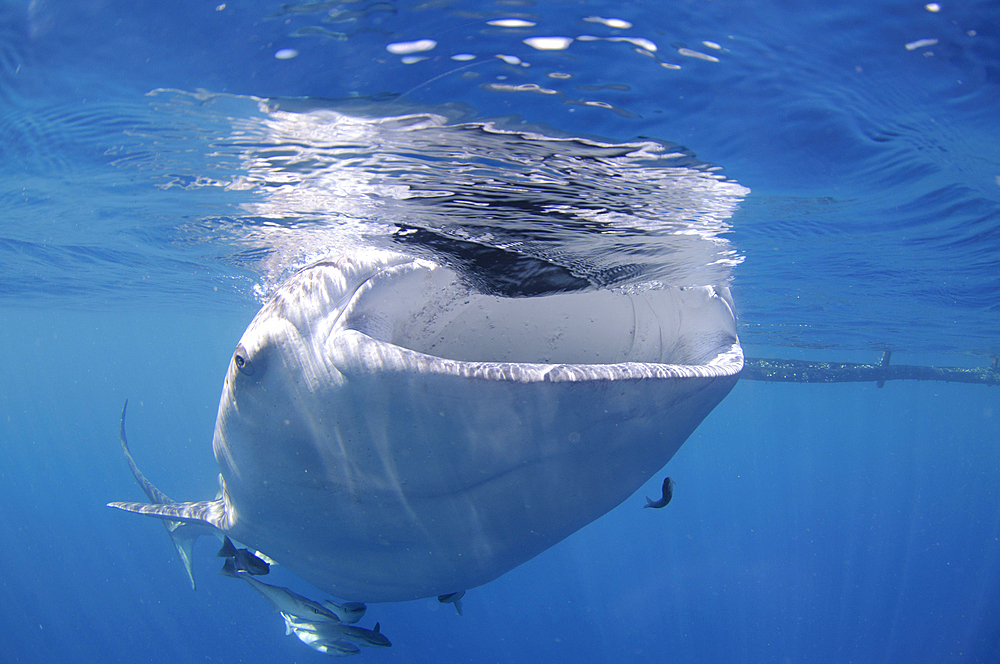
[227,549,269,576]
[336,622,390,648]
[283,612,391,648]
[644,477,675,509]
[322,599,367,624]
[311,639,361,657]
[228,572,342,623]
[438,591,465,616]
[216,536,270,575]
[289,625,361,657]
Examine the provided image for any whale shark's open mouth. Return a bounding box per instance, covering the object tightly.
[325,254,742,368]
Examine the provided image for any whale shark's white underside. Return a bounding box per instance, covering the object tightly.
[110,250,742,602]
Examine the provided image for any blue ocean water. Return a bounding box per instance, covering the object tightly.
[2,1,999,663]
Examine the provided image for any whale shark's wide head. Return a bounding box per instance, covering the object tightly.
[206,249,741,602]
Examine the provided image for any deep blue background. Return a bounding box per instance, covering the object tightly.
[2,0,999,662]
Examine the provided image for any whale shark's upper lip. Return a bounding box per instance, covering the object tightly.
[333,329,743,383]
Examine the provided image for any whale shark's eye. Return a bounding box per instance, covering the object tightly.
[234,344,254,376]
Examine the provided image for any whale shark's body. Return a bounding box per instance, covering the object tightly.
[110,250,742,603]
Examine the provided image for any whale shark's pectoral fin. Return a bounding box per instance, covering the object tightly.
[107,499,229,530]
[112,400,223,588]
[118,400,173,505]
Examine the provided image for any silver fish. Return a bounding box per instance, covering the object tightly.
[282,612,391,649]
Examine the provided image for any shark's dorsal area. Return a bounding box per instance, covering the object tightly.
[110,250,742,603]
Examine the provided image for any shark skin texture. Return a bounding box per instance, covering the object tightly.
[109,250,742,604]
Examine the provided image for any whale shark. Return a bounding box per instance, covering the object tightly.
[109,249,742,603]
